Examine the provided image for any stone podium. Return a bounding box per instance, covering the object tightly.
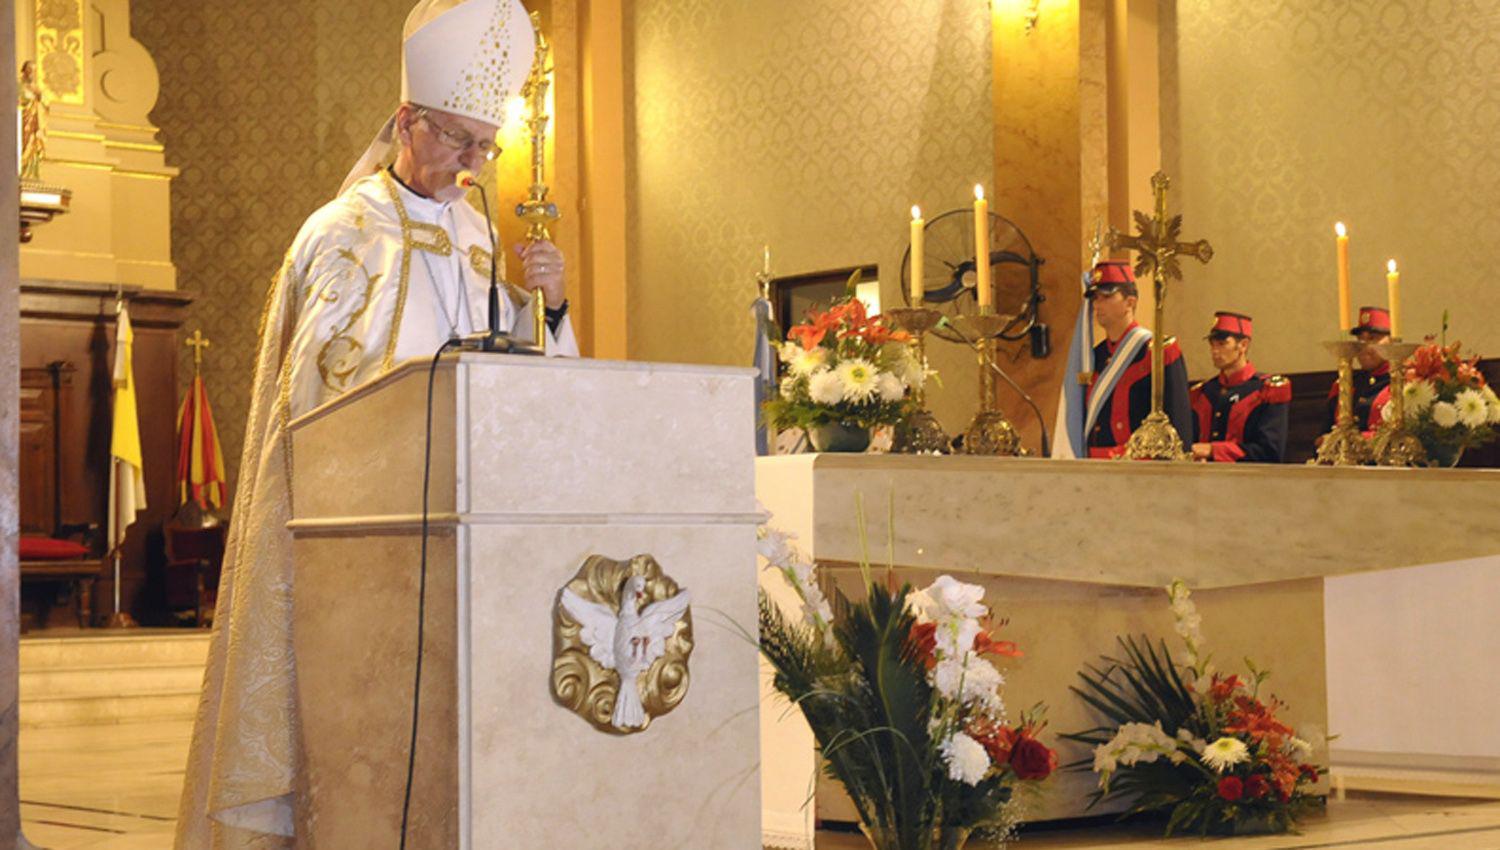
[286,354,762,849]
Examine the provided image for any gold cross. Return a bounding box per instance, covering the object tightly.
[1108,171,1213,282]
[185,330,211,371]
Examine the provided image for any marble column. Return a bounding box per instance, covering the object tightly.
[3,6,24,841]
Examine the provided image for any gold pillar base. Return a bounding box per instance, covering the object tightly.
[962,410,1026,456]
[1372,427,1427,467]
[1313,421,1373,466]
[893,409,950,454]
[1122,410,1188,461]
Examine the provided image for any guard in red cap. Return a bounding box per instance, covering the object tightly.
[1322,305,1392,433]
[1189,312,1290,462]
[1081,260,1194,458]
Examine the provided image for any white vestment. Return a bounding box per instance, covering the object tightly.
[174,170,576,849]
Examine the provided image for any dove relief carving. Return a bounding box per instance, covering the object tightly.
[552,555,694,734]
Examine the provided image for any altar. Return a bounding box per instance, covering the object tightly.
[756,453,1500,844]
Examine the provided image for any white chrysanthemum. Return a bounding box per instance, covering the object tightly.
[876,372,905,403]
[919,575,988,622]
[1288,736,1314,761]
[1201,737,1250,772]
[932,655,1005,713]
[1491,398,1500,424]
[941,732,991,785]
[778,375,799,398]
[836,359,879,402]
[1431,400,1460,429]
[789,346,830,377]
[934,617,981,659]
[808,369,843,405]
[778,342,801,363]
[1404,379,1436,414]
[1456,389,1489,428]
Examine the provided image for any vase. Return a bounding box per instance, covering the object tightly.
[809,422,871,453]
[857,822,973,850]
[1425,443,1466,468]
[1209,812,1283,836]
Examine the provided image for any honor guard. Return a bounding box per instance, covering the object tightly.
[1323,306,1392,433]
[1082,261,1194,458]
[1189,312,1290,462]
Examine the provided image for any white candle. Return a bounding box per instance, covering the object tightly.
[974,185,991,311]
[909,206,925,305]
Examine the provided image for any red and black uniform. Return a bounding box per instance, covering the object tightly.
[1322,306,1395,432]
[1191,363,1291,462]
[1085,323,1194,458]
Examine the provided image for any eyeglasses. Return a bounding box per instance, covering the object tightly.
[414,109,499,161]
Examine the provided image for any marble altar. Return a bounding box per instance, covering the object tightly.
[287,354,762,849]
[756,453,1500,842]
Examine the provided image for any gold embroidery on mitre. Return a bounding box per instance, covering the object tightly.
[440,1,517,125]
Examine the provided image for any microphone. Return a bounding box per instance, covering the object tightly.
[453,171,540,354]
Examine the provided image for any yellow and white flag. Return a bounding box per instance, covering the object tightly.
[109,304,147,552]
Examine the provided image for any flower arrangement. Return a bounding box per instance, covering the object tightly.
[1381,334,1500,466]
[757,517,1054,850]
[1065,581,1323,836]
[763,295,927,434]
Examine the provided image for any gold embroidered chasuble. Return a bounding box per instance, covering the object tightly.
[174,171,577,849]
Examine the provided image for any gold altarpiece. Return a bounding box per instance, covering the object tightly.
[14,0,177,289]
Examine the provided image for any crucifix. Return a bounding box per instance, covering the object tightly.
[1107,170,1214,460]
[185,329,211,374]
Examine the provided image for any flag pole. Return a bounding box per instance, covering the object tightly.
[107,291,138,629]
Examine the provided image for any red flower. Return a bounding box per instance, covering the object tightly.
[968,717,1015,765]
[1244,774,1270,799]
[1224,694,1293,744]
[1009,734,1058,780]
[973,620,1023,658]
[1209,673,1243,703]
[908,621,938,669]
[1217,776,1244,802]
[1299,764,1321,784]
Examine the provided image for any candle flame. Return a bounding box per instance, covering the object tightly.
[1335,221,1347,238]
[974,184,985,201]
[1388,259,1398,273]
[911,205,922,220]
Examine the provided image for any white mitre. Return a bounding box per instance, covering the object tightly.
[338,0,536,195]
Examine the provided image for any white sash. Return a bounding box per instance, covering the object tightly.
[1083,326,1152,439]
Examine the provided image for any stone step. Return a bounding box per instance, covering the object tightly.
[18,631,210,728]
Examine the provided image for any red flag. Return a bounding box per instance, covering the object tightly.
[176,373,227,510]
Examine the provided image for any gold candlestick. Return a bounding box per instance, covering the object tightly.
[1313,339,1375,466]
[886,306,949,453]
[949,310,1025,456]
[1371,340,1425,467]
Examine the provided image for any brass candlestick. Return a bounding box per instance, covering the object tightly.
[886,306,949,453]
[1108,171,1213,462]
[1313,340,1375,466]
[1371,340,1425,467]
[516,10,558,350]
[949,310,1025,456]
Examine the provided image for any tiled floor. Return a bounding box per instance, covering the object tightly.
[19,718,1500,848]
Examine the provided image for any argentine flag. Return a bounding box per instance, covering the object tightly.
[1050,272,1094,458]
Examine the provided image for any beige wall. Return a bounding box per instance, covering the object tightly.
[1162,0,1500,379]
[627,0,996,433]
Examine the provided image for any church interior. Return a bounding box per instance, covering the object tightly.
[2,0,1500,848]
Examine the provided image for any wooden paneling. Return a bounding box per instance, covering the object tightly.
[19,281,192,627]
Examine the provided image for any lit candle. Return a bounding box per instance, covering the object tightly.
[1386,259,1401,339]
[1335,222,1351,332]
[974,185,992,311]
[909,206,925,305]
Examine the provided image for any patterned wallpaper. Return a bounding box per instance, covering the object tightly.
[626,0,995,430]
[1164,0,1500,377]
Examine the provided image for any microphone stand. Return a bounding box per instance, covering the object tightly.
[459,175,542,355]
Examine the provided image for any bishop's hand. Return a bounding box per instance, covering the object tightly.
[518,240,566,309]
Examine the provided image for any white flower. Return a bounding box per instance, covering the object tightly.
[896,346,927,388]
[1173,728,1203,764]
[778,342,800,363]
[1380,399,1396,426]
[1483,386,1500,423]
[1431,400,1460,429]
[801,583,833,629]
[1092,722,1179,777]
[1201,737,1250,772]
[778,375,799,398]
[1288,736,1314,761]
[940,732,991,786]
[788,346,830,377]
[1404,379,1436,414]
[918,575,988,622]
[1456,389,1489,428]
[808,369,843,405]
[876,371,905,403]
[836,359,879,402]
[756,527,798,569]
[932,654,1005,712]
